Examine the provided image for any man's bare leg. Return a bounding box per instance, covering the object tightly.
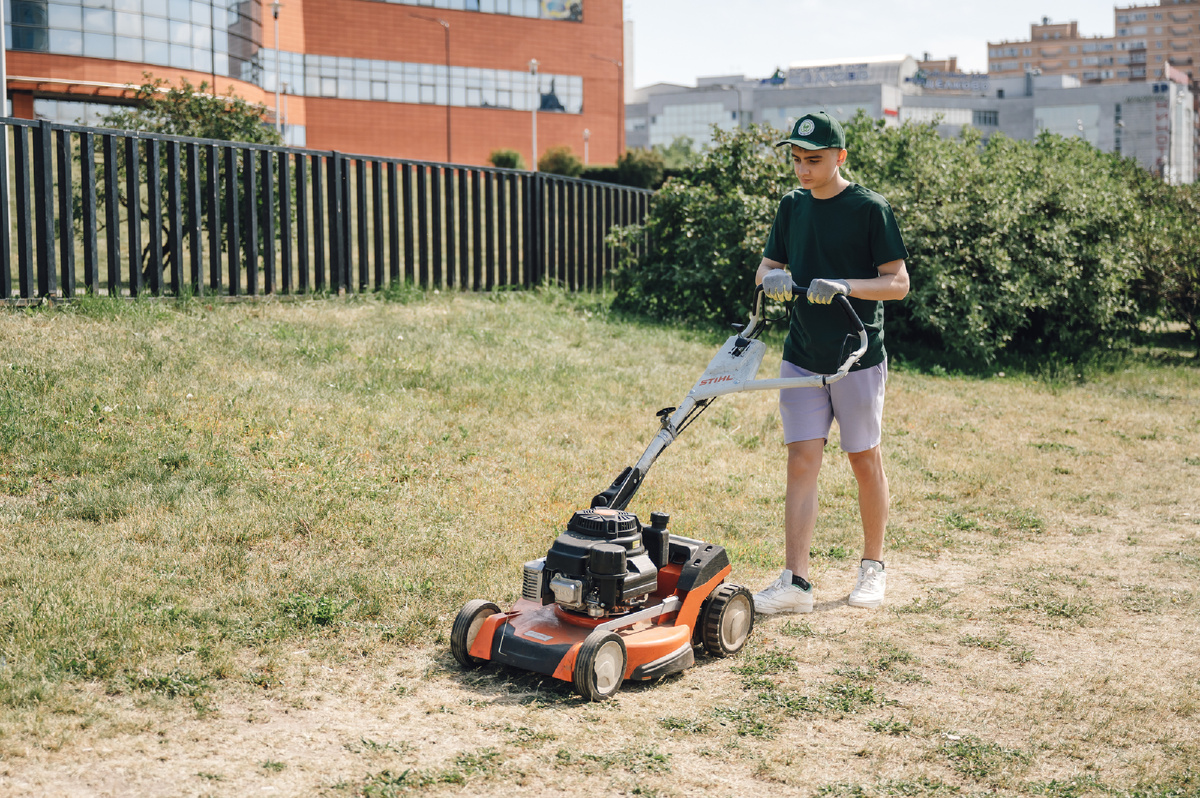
[846,445,888,562]
[784,438,825,580]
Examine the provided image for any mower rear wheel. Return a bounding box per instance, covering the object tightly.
[573,630,627,701]
[701,584,754,657]
[451,599,501,668]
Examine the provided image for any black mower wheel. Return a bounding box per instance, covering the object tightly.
[573,630,627,702]
[701,584,755,657]
[450,599,501,668]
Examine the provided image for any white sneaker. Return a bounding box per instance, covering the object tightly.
[752,569,813,615]
[848,560,886,608]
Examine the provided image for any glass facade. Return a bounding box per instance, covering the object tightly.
[648,102,732,148]
[5,0,262,83]
[4,1,583,116]
[260,49,582,113]
[366,0,582,22]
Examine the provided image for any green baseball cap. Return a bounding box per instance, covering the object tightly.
[776,111,846,150]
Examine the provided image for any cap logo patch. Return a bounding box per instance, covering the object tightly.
[798,119,816,136]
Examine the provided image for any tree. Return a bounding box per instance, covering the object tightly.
[90,75,283,290]
[99,74,283,144]
[615,148,665,189]
[538,145,584,177]
[652,136,699,170]
[488,148,526,170]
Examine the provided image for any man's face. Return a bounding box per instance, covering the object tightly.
[791,145,847,193]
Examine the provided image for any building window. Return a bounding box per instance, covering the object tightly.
[363,0,583,22]
[973,110,999,127]
[5,0,262,82]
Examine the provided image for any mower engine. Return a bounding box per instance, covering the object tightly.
[522,508,669,618]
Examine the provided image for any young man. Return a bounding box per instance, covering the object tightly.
[753,111,909,614]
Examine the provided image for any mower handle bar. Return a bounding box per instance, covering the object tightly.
[599,280,868,512]
[742,280,865,342]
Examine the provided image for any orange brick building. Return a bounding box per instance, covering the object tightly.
[3,0,625,166]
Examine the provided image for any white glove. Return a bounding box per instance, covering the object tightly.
[807,278,851,305]
[761,269,794,301]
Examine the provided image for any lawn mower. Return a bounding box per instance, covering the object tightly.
[450,282,867,700]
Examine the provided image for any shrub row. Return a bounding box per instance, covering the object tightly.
[610,117,1200,362]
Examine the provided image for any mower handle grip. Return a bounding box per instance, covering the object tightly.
[752,281,866,333]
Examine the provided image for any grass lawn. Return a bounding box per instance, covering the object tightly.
[0,290,1197,797]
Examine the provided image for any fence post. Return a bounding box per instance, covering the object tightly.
[0,124,12,299]
[261,149,275,295]
[125,135,143,297]
[243,148,259,296]
[186,142,202,293]
[372,160,384,290]
[224,145,240,295]
[205,144,221,295]
[103,135,121,296]
[470,169,482,289]
[386,162,399,285]
[166,140,184,296]
[55,128,75,298]
[295,152,310,293]
[355,157,368,292]
[444,166,457,288]
[145,138,164,295]
[327,152,344,292]
[312,154,325,292]
[33,120,57,298]
[485,171,496,291]
[566,181,577,290]
[13,125,33,299]
[524,173,540,287]
[457,168,470,289]
[496,173,508,287]
[280,150,293,294]
[417,164,429,289]
[507,173,520,286]
[430,165,443,289]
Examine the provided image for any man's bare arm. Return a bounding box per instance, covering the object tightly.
[755,257,788,285]
[844,260,909,301]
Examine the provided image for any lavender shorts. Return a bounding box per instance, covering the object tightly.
[778,359,888,453]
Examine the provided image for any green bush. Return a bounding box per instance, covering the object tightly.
[842,116,1142,362]
[1126,175,1200,354]
[538,145,584,177]
[488,148,526,170]
[609,124,795,325]
[611,115,1190,363]
[616,148,666,189]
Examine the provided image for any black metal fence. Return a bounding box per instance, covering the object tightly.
[0,117,651,302]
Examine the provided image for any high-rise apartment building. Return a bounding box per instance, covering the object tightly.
[988,4,1198,86]
[988,2,1198,176]
[2,0,625,166]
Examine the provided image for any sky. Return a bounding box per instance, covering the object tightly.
[624,0,1121,88]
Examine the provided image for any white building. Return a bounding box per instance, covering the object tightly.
[626,56,1195,184]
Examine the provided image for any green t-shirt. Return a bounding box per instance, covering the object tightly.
[763,183,908,374]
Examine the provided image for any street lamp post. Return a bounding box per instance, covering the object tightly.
[0,0,7,116]
[271,2,282,135]
[583,128,590,165]
[590,54,623,159]
[529,58,539,170]
[411,14,452,162]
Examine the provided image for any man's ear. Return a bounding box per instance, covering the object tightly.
[837,149,848,167]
